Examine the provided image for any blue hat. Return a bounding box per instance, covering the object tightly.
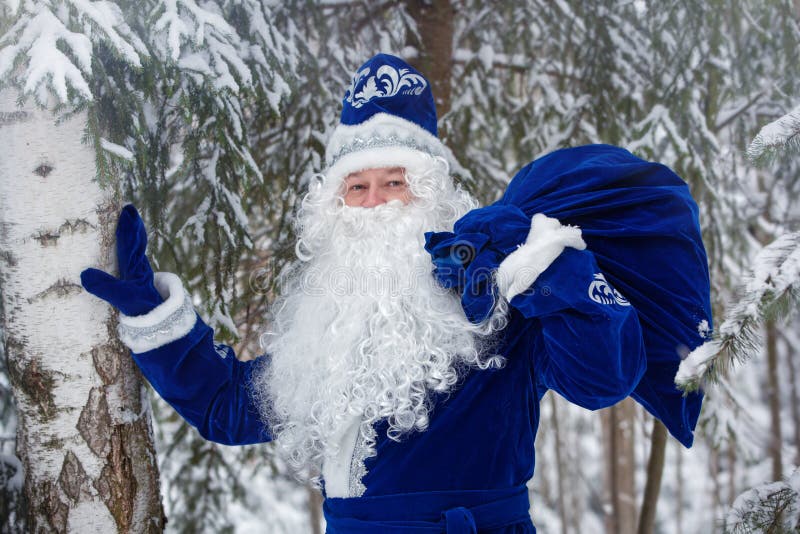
[324,54,452,186]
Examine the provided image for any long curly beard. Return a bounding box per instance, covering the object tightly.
[251,161,505,481]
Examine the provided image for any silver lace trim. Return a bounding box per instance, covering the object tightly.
[347,423,376,497]
[330,134,441,166]
[117,293,195,345]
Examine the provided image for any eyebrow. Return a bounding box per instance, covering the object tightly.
[385,167,404,177]
[346,167,405,180]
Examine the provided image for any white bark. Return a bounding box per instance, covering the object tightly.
[0,89,163,533]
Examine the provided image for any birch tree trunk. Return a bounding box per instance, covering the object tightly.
[0,90,164,532]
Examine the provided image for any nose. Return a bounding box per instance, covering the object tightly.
[362,187,385,208]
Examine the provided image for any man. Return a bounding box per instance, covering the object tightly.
[82,54,709,533]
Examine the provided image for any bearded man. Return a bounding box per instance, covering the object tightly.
[82,54,711,533]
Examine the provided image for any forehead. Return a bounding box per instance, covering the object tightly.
[344,167,405,180]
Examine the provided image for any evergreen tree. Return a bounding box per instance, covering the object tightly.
[0,0,300,531]
[2,1,799,532]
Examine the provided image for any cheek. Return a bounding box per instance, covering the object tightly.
[392,188,414,205]
[343,194,361,207]
[341,185,363,206]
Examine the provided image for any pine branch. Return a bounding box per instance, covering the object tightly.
[723,468,800,534]
[715,90,766,132]
[676,231,800,392]
[746,103,800,166]
[0,0,147,106]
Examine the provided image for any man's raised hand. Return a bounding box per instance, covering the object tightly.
[80,205,164,316]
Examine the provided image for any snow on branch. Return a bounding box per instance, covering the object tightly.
[0,0,148,105]
[0,6,93,103]
[746,103,800,165]
[453,47,529,70]
[1,0,21,17]
[151,0,252,93]
[100,138,133,161]
[69,0,148,65]
[723,468,800,533]
[152,0,236,61]
[676,231,800,391]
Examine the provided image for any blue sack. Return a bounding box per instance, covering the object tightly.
[504,144,711,447]
[434,144,712,447]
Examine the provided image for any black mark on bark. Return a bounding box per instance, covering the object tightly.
[32,219,96,247]
[33,164,53,178]
[28,279,83,303]
[77,387,111,457]
[5,350,57,421]
[32,480,69,534]
[33,232,60,246]
[91,344,121,386]
[40,435,66,450]
[60,218,95,234]
[0,249,17,266]
[95,426,136,533]
[58,450,92,503]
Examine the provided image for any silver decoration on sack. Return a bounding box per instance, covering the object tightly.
[347,423,376,497]
[330,134,440,168]
[117,293,195,345]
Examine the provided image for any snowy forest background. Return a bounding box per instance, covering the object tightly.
[0,0,799,532]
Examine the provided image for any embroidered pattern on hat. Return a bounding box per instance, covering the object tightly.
[346,65,428,109]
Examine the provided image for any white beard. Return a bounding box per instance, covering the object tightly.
[252,174,505,479]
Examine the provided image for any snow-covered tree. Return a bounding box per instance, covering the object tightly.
[2,1,799,532]
[724,467,800,533]
[679,93,800,534]
[163,1,800,531]
[0,0,300,531]
[0,1,162,530]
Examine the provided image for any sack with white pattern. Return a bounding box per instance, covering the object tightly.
[501,144,712,447]
[426,144,712,447]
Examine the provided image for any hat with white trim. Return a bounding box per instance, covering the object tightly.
[323,53,451,188]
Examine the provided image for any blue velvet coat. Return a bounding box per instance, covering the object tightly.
[133,245,643,533]
[129,145,711,533]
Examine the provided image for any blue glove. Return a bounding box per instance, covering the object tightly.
[425,204,532,323]
[81,204,164,316]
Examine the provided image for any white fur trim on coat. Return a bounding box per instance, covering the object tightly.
[496,214,586,301]
[117,272,197,354]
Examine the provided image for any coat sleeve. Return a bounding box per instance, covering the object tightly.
[500,240,647,410]
[116,272,272,446]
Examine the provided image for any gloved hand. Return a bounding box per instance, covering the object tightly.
[81,204,164,316]
[425,204,532,323]
[495,213,585,301]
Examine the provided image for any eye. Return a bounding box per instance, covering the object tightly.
[348,183,366,191]
[386,180,406,188]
